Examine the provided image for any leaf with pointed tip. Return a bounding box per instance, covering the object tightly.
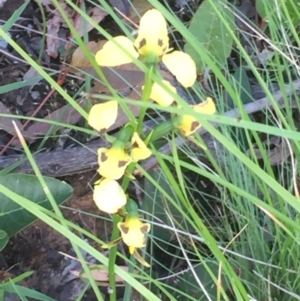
[184,0,235,72]
[0,173,73,237]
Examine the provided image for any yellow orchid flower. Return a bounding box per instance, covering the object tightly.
[95,9,196,88]
[97,146,132,180]
[130,132,152,162]
[93,178,127,214]
[88,100,118,132]
[101,199,151,266]
[117,215,151,255]
[176,97,216,136]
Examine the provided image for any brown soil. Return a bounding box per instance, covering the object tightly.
[1,170,114,301]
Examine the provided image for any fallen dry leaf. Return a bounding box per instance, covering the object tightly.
[70,265,138,287]
[92,64,145,92]
[41,0,70,58]
[24,98,86,140]
[75,6,107,37]
[46,15,61,57]
[70,40,106,67]
[40,1,107,58]
[127,0,153,24]
[0,101,26,137]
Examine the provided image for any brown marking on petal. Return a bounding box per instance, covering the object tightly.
[191,121,200,132]
[120,224,129,234]
[133,44,139,52]
[118,160,128,167]
[139,38,146,49]
[140,225,150,233]
[100,152,108,162]
[99,128,106,135]
[158,39,163,47]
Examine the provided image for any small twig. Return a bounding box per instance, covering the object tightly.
[113,7,139,29]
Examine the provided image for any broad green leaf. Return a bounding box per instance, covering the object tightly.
[0,230,8,251]
[0,174,73,237]
[184,0,235,72]
[174,261,229,300]
[256,0,300,27]
[255,0,269,19]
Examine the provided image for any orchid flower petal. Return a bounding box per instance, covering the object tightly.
[93,179,126,214]
[88,100,118,132]
[134,9,169,59]
[97,147,132,180]
[95,36,139,67]
[149,81,176,107]
[162,51,197,87]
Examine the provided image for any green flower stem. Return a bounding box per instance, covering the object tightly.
[108,214,122,301]
[126,198,139,214]
[108,62,156,301]
[107,63,165,299]
[148,119,174,143]
[108,163,136,301]
[137,65,154,133]
[116,124,135,144]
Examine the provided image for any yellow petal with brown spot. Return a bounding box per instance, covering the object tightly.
[178,97,216,136]
[97,147,132,180]
[134,9,169,58]
[193,97,216,115]
[130,132,152,162]
[118,216,150,252]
